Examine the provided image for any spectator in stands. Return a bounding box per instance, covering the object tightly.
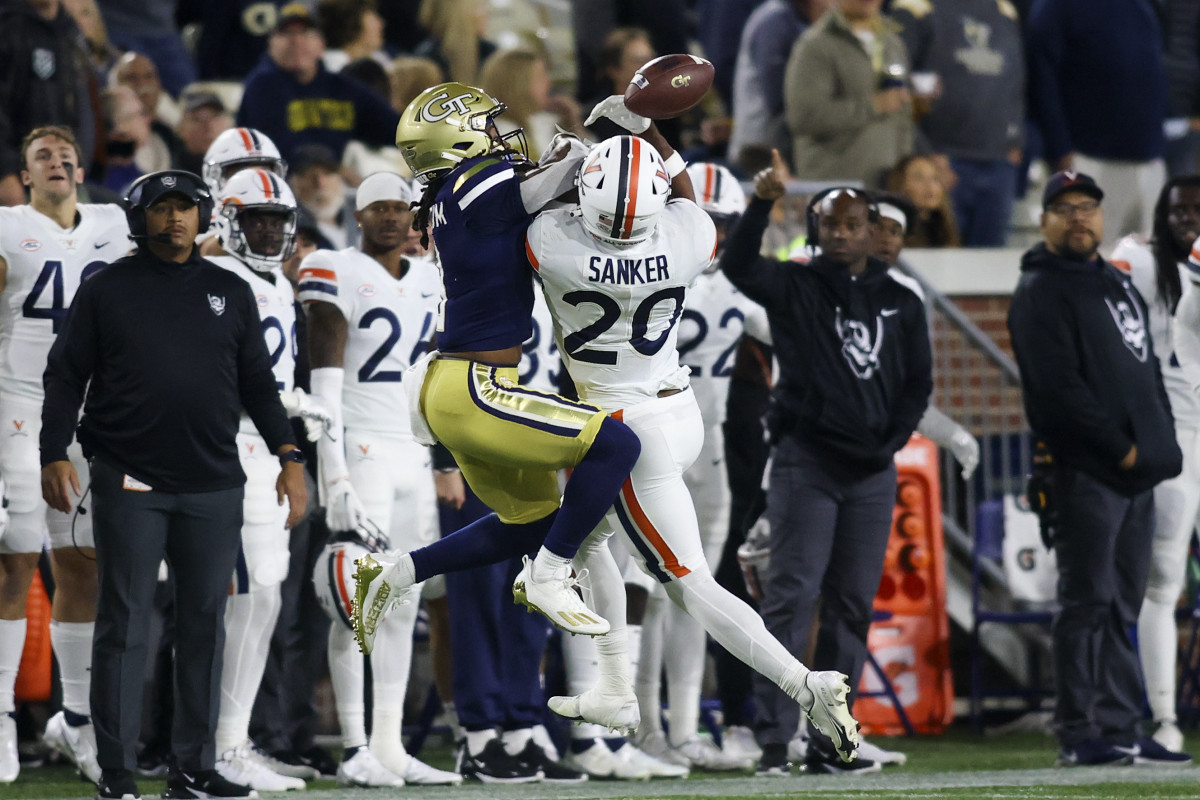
[478,47,586,158]
[389,56,445,113]
[111,54,183,172]
[728,0,831,170]
[63,0,119,73]
[317,0,388,73]
[1027,0,1168,239]
[188,0,287,82]
[415,0,495,85]
[694,0,766,108]
[95,0,195,96]
[571,0,689,106]
[581,27,656,143]
[784,0,914,187]
[1008,171,1188,767]
[0,0,101,206]
[891,0,1024,247]
[175,91,233,175]
[1161,0,1200,177]
[93,85,149,193]
[288,143,355,249]
[339,58,409,182]
[237,3,400,165]
[886,154,960,248]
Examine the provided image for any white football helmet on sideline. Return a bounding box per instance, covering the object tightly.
[576,135,671,245]
[203,127,288,196]
[313,521,391,630]
[219,168,299,273]
[686,162,746,219]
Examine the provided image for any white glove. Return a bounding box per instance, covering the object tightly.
[324,477,367,532]
[584,95,651,134]
[949,428,980,480]
[279,387,335,442]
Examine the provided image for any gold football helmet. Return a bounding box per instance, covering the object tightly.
[396,82,528,185]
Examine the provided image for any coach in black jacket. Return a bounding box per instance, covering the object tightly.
[1008,171,1186,767]
[719,153,932,774]
[40,171,307,800]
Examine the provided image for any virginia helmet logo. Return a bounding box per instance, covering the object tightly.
[835,307,885,380]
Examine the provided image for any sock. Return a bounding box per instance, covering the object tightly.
[411,512,555,582]
[635,596,666,736]
[466,729,496,757]
[369,598,419,775]
[543,417,640,559]
[664,603,706,747]
[1138,594,1178,723]
[328,624,368,750]
[501,728,532,756]
[530,548,571,582]
[595,627,632,694]
[626,623,643,679]
[390,554,417,590]
[216,588,282,754]
[0,618,27,714]
[50,620,93,719]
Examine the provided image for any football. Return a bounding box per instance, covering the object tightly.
[623,54,714,119]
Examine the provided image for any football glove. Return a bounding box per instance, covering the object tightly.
[324,477,368,532]
[585,95,651,134]
[949,427,980,480]
[279,387,334,442]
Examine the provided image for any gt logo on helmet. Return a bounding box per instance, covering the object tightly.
[420,91,476,123]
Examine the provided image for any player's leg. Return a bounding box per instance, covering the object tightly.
[1137,427,1200,752]
[214,435,301,791]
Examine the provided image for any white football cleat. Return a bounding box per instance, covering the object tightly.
[43,711,102,784]
[513,556,609,636]
[857,737,907,766]
[672,737,754,771]
[0,714,17,783]
[351,552,415,655]
[614,742,689,779]
[561,739,654,780]
[216,743,306,791]
[722,725,762,762]
[548,686,640,736]
[632,730,689,767]
[336,747,404,788]
[798,670,859,762]
[397,753,463,785]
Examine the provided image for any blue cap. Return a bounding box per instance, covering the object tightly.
[1042,170,1104,209]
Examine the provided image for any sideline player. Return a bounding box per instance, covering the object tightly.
[526,119,859,764]
[300,172,460,786]
[0,126,130,784]
[352,82,641,653]
[206,168,334,791]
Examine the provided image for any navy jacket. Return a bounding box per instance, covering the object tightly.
[1008,243,1182,495]
[236,57,400,164]
[719,196,933,474]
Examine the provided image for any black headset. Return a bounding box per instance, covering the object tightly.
[123,170,214,238]
[805,187,878,248]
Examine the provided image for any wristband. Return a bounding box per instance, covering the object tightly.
[663,151,686,178]
[279,449,307,465]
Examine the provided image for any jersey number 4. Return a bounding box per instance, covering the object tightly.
[22,259,107,333]
[358,308,435,382]
[562,288,685,365]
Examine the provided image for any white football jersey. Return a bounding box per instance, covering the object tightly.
[678,269,767,426]
[519,280,561,394]
[0,204,130,401]
[529,200,716,409]
[209,255,297,434]
[298,248,442,434]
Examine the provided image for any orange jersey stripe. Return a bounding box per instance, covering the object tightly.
[525,235,540,271]
[334,549,353,615]
[299,267,337,280]
[620,478,690,579]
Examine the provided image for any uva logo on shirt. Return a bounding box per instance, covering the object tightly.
[208,294,226,316]
[836,307,885,380]
[1104,287,1147,363]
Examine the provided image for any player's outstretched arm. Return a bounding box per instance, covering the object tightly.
[641,123,694,203]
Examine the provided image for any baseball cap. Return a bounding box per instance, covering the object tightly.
[355,172,413,210]
[181,90,226,115]
[291,143,340,174]
[1042,170,1104,209]
[273,2,318,34]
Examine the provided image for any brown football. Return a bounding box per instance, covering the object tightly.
[623,54,715,119]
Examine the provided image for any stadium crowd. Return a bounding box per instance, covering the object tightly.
[0,0,1199,796]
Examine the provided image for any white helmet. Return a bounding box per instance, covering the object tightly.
[203,127,287,196]
[686,162,746,219]
[577,135,672,245]
[312,521,391,630]
[218,168,298,272]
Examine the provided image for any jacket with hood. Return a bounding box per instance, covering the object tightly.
[1008,243,1182,495]
[719,195,932,474]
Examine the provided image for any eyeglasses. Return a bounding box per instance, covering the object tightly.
[1047,199,1100,217]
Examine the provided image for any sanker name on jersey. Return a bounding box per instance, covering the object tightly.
[298,248,443,434]
[527,199,717,410]
[0,204,130,400]
[208,255,297,435]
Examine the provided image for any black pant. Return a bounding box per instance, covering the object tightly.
[90,459,243,772]
[752,438,896,747]
[1052,464,1154,748]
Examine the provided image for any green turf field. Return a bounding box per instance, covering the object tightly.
[2,730,1197,800]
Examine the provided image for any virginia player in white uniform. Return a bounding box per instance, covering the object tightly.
[0,126,129,785]
[527,123,858,764]
[299,172,459,787]
[205,168,334,791]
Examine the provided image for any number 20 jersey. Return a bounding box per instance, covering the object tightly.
[0,204,130,401]
[527,200,716,409]
[298,248,443,435]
